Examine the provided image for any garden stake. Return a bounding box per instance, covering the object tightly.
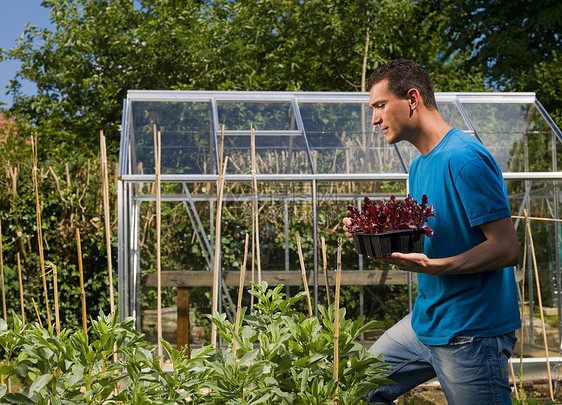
[233,233,250,355]
[333,237,342,402]
[525,209,554,401]
[31,134,51,328]
[519,225,528,376]
[509,359,520,400]
[251,124,262,285]
[100,131,115,314]
[296,234,313,317]
[0,217,6,321]
[17,253,25,325]
[76,228,88,334]
[52,264,60,335]
[153,125,163,359]
[321,236,331,306]
[211,156,229,347]
[219,124,225,170]
[31,297,43,328]
[101,131,119,364]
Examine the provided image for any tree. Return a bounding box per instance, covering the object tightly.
[437,0,562,89]
[1,0,475,159]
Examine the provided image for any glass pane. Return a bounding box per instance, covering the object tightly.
[217,101,311,174]
[437,101,472,132]
[130,101,214,175]
[460,103,554,172]
[299,102,406,174]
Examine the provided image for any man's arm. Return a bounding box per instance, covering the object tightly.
[376,216,520,275]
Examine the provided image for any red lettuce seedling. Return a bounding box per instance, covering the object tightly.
[346,194,434,237]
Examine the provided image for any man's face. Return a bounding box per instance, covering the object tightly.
[369,79,412,144]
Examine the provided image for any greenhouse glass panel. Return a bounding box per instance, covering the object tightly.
[217,101,311,174]
[300,102,405,174]
[460,102,554,172]
[130,101,214,175]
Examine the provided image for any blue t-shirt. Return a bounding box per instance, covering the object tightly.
[409,128,520,345]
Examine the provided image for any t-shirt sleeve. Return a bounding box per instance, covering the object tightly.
[454,157,511,228]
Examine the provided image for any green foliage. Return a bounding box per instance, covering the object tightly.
[0,128,116,331]
[0,282,390,404]
[1,0,502,160]
[436,0,562,89]
[518,51,562,130]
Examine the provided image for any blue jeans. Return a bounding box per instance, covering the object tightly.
[367,313,517,405]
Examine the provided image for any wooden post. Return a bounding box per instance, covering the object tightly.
[296,234,313,317]
[31,135,51,328]
[509,359,520,400]
[251,125,262,285]
[211,156,229,347]
[0,217,6,320]
[321,236,331,307]
[52,264,60,335]
[233,233,250,355]
[31,297,43,328]
[519,225,528,376]
[177,287,190,356]
[153,125,163,359]
[76,228,88,334]
[333,237,342,403]
[17,253,25,325]
[524,210,554,401]
[100,131,115,314]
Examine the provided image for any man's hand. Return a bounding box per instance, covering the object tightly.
[377,252,440,274]
[342,217,354,243]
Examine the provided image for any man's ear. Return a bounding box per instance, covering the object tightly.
[407,88,421,111]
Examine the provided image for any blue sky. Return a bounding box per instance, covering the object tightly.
[0,0,52,108]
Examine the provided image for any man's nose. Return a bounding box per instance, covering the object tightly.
[372,110,381,126]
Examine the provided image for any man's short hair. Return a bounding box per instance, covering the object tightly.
[367,59,437,110]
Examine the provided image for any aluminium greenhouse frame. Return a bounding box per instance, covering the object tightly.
[118,90,562,365]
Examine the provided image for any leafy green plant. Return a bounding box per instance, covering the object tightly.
[0,282,390,404]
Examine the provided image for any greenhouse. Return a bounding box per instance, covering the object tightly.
[117,90,562,372]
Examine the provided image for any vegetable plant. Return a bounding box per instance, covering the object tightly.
[346,194,434,236]
[0,282,391,404]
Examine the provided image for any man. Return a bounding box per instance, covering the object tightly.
[343,59,521,404]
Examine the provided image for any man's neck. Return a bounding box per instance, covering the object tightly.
[411,113,453,155]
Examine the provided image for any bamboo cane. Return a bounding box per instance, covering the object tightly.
[524,209,554,401]
[31,297,43,328]
[509,359,520,400]
[17,253,25,325]
[153,125,163,359]
[100,131,115,314]
[100,131,119,364]
[76,228,88,334]
[520,226,528,376]
[321,236,331,307]
[233,233,250,355]
[250,125,262,286]
[52,264,60,335]
[296,234,313,317]
[31,135,51,328]
[333,237,342,402]
[219,124,225,171]
[0,217,6,321]
[211,156,229,347]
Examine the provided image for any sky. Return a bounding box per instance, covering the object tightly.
[0,0,52,108]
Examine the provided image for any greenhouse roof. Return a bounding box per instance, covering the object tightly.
[119,90,562,181]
